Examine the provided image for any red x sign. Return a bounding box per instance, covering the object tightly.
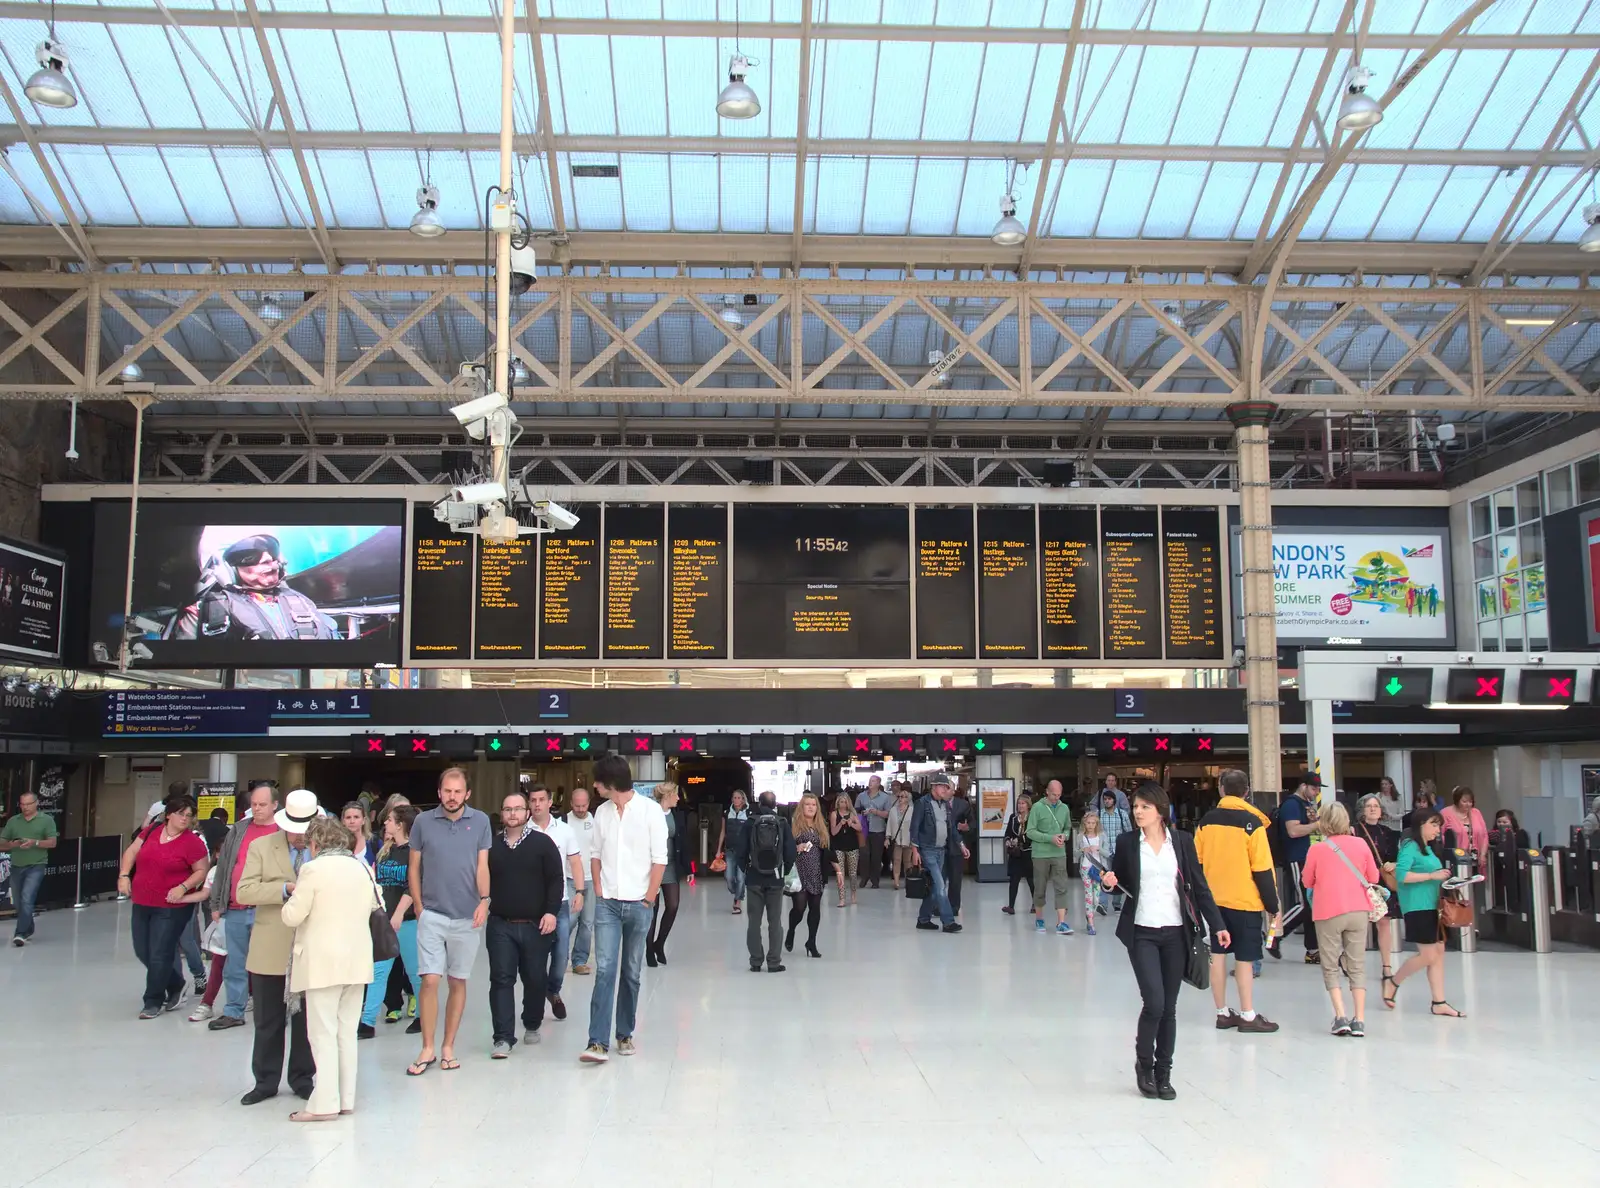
[1550,676,1572,698]
[897,738,914,753]
[1112,737,1128,751]
[941,738,958,753]
[678,737,694,752]
[1196,737,1213,752]
[410,738,428,754]
[632,736,651,753]
[366,738,382,753]
[1154,737,1170,752]
[1477,676,1499,698]
[544,737,561,753]
[853,738,871,753]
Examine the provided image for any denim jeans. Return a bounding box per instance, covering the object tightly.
[725,852,748,902]
[130,903,188,1011]
[221,908,254,1019]
[10,864,46,939]
[173,905,203,980]
[915,847,955,927]
[570,889,595,969]
[487,915,555,1044]
[586,897,652,1050]
[362,917,418,1025]
[546,899,571,996]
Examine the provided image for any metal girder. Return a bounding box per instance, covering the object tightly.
[7,125,1596,171]
[0,76,96,268]
[6,4,1596,51]
[791,0,814,273]
[0,225,1590,276]
[0,271,1594,412]
[522,0,568,239]
[1019,0,1088,276]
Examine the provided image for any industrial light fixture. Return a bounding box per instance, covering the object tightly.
[510,357,530,384]
[258,297,285,323]
[118,355,144,383]
[1336,64,1382,131]
[991,194,1026,246]
[717,54,761,119]
[26,35,77,109]
[718,296,745,328]
[1505,317,1555,327]
[410,183,445,238]
[1578,202,1600,253]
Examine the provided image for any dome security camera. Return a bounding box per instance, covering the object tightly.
[508,242,538,296]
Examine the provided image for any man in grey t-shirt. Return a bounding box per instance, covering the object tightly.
[407,767,491,1075]
[854,776,893,890]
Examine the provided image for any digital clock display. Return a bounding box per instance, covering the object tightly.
[795,537,851,552]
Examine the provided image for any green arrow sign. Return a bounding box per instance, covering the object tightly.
[973,739,986,751]
[489,737,502,752]
[797,738,811,752]
[1384,676,1403,696]
[1057,738,1070,750]
[578,738,591,751]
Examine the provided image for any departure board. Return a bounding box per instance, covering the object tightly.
[604,506,664,659]
[668,506,727,659]
[474,537,537,658]
[915,507,975,659]
[1162,506,1222,659]
[1039,507,1100,658]
[732,505,910,660]
[978,508,1038,659]
[1101,507,1162,659]
[539,506,600,659]
[408,504,472,659]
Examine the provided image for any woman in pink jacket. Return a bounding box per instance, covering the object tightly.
[1302,802,1381,1039]
[1440,787,1489,856]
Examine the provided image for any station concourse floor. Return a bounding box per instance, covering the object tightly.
[2,881,1597,1188]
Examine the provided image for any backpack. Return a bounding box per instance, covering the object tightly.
[751,810,784,877]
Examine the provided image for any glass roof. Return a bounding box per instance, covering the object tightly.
[1,0,1596,245]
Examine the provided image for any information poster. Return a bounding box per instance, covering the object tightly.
[1101,507,1162,659]
[474,537,537,658]
[977,508,1038,659]
[190,780,239,826]
[1039,507,1100,658]
[539,507,600,659]
[0,536,65,663]
[604,506,664,659]
[979,778,1013,836]
[915,507,976,659]
[408,505,472,658]
[668,506,728,659]
[1162,507,1222,660]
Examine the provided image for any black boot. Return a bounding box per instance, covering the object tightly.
[1155,1067,1176,1101]
[646,946,658,969]
[805,941,821,958]
[784,926,796,953]
[1135,1061,1158,1099]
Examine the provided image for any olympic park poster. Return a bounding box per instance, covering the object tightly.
[1268,532,1450,644]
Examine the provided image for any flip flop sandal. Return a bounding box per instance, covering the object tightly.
[1382,976,1399,1010]
[405,1059,436,1077]
[440,1057,462,1071]
[1430,1001,1466,1018]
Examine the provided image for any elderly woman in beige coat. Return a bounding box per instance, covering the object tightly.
[280,817,378,1122]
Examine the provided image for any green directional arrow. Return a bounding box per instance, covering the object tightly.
[797,738,811,752]
[973,739,986,751]
[1384,676,1403,696]
[489,737,503,752]
[1057,738,1070,751]
[578,738,591,751]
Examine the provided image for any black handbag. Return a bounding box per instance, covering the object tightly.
[365,862,401,962]
[1179,876,1211,991]
[904,869,931,900]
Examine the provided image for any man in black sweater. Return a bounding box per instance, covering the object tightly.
[743,791,797,973]
[486,789,565,1058]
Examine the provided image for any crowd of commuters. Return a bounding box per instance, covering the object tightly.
[2,750,1500,1116]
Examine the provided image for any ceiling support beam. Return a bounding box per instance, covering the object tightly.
[791,0,814,274]
[523,0,569,240]
[0,75,96,268]
[1018,0,1087,277]
[240,0,337,271]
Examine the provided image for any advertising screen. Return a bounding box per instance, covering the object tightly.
[0,536,65,663]
[92,499,404,667]
[1267,531,1449,644]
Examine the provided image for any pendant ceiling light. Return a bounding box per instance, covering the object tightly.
[1579,203,1600,253]
[991,194,1026,246]
[119,356,144,382]
[410,183,445,238]
[718,296,745,328]
[1336,64,1382,131]
[258,297,285,323]
[717,54,761,119]
[26,36,77,109]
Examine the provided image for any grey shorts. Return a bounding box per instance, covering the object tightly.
[416,908,483,980]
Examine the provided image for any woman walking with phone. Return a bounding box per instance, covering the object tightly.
[786,792,834,958]
[830,793,862,907]
[1386,811,1465,1018]
[1099,783,1226,1101]
[1001,793,1034,916]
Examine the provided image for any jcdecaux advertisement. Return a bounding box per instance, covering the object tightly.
[1271,532,1449,643]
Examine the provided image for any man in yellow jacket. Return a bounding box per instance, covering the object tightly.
[1194,770,1282,1035]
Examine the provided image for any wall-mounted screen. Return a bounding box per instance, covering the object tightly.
[539,505,600,659]
[978,508,1037,659]
[915,507,975,660]
[668,506,727,659]
[0,536,65,663]
[1263,530,1449,644]
[91,499,404,667]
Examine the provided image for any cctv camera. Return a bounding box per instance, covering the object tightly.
[451,391,509,427]
[508,242,537,297]
[451,481,508,506]
[533,500,580,531]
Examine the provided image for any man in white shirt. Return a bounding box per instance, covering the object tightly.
[580,754,667,1064]
[525,781,585,1023]
[564,787,598,975]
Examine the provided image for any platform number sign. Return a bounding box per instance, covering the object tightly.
[538,690,570,719]
[1114,690,1145,719]
[1518,669,1577,707]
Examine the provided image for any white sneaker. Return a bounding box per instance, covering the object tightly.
[188,1002,214,1022]
[523,1028,542,1045]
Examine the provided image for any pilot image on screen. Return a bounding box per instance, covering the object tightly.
[164,533,338,641]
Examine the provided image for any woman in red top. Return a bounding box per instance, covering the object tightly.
[1301,802,1382,1038]
[1440,786,1489,856]
[117,793,211,1019]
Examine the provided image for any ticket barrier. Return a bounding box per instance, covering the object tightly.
[1541,827,1600,949]
[1480,845,1553,952]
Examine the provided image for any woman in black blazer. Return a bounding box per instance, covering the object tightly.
[1101,782,1226,1102]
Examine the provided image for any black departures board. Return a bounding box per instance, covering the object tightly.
[1162,506,1222,660]
[403,502,1223,664]
[539,505,600,659]
[1039,507,1100,658]
[977,508,1038,659]
[915,507,976,659]
[474,536,537,658]
[408,503,473,659]
[667,506,728,659]
[1100,507,1162,659]
[603,506,664,659]
[732,505,910,660]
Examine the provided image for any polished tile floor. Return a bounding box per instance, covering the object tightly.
[3,881,1598,1188]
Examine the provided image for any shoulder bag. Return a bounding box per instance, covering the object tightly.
[1176,842,1211,991]
[364,858,401,962]
[1361,824,1400,893]
[1325,838,1389,923]
[1438,887,1474,930]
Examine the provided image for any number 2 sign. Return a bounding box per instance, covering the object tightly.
[538,690,570,719]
